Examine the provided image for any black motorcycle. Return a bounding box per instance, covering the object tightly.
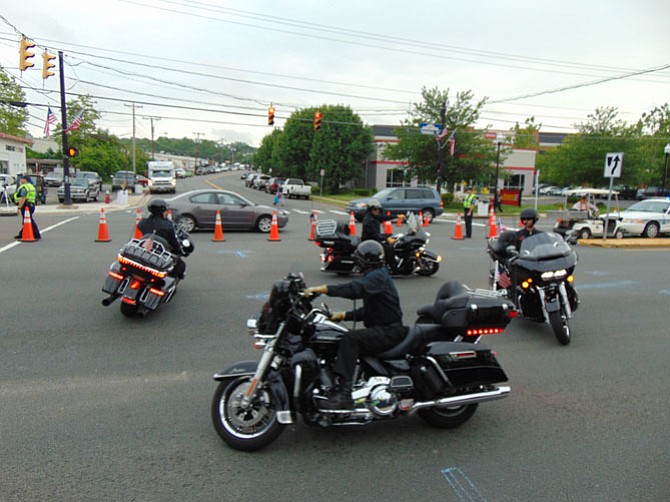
[211,273,516,451]
[101,227,193,318]
[487,231,579,345]
[314,212,441,276]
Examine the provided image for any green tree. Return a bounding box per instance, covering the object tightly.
[383,87,496,191]
[511,117,541,150]
[0,66,28,136]
[253,129,282,171]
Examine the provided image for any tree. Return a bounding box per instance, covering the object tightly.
[253,129,282,171]
[511,117,541,150]
[383,86,496,192]
[0,65,28,136]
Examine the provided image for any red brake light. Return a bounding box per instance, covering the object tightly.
[129,279,142,290]
[466,327,505,336]
[108,271,124,280]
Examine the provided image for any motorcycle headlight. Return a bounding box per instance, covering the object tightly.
[541,269,567,280]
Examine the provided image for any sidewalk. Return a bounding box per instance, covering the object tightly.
[578,237,670,249]
[33,190,150,215]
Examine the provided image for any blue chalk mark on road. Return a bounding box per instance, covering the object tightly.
[215,250,253,258]
[442,467,487,502]
[247,291,270,301]
[577,280,637,290]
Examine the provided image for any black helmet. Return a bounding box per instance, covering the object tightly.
[520,208,539,223]
[367,199,382,211]
[148,198,168,216]
[354,240,385,269]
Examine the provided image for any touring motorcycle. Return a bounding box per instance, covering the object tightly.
[314,212,441,276]
[211,273,516,451]
[487,231,579,345]
[101,227,193,318]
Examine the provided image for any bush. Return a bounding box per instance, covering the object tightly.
[352,188,373,197]
[441,192,454,205]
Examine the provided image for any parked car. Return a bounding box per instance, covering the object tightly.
[635,186,670,200]
[57,177,100,202]
[167,189,289,233]
[77,171,103,191]
[608,198,670,238]
[175,168,186,179]
[545,186,566,196]
[244,173,258,187]
[609,185,637,200]
[0,174,17,203]
[111,171,137,192]
[44,171,63,187]
[283,178,312,199]
[265,177,285,194]
[347,186,444,223]
[252,174,270,190]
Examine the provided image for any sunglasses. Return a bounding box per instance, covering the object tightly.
[521,218,534,222]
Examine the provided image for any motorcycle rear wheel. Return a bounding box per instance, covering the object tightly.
[418,403,478,428]
[549,309,571,345]
[120,302,138,317]
[416,259,439,276]
[211,377,285,452]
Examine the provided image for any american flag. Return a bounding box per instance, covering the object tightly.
[43,107,57,138]
[497,270,512,289]
[64,112,83,135]
[448,131,456,156]
[435,127,449,141]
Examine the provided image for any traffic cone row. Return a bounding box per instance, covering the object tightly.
[268,210,281,241]
[348,211,357,237]
[384,212,393,234]
[452,212,464,240]
[212,210,225,242]
[95,208,111,242]
[20,207,36,242]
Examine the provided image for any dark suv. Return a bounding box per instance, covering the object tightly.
[111,171,137,192]
[347,186,444,222]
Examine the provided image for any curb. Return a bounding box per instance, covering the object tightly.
[578,238,670,248]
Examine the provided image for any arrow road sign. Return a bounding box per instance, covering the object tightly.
[604,152,623,178]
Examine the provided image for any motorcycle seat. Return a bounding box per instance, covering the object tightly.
[376,324,442,359]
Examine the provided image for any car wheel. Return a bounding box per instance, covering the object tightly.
[578,228,591,240]
[177,215,196,232]
[421,208,435,223]
[642,221,659,238]
[256,215,273,233]
[614,229,624,239]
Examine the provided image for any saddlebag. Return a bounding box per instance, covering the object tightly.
[411,342,508,399]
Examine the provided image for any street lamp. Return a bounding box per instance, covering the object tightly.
[493,133,505,211]
[663,143,670,194]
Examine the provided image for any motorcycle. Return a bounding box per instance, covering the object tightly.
[314,212,441,276]
[487,231,579,345]
[101,226,193,318]
[211,273,516,451]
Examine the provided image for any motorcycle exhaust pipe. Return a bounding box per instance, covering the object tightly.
[409,385,510,414]
[101,295,118,306]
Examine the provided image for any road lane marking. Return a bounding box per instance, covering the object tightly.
[441,467,487,502]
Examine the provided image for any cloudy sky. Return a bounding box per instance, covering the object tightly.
[1,0,668,147]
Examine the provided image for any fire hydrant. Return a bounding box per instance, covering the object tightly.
[105,190,111,204]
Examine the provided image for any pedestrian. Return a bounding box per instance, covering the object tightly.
[494,189,503,213]
[303,240,406,411]
[462,187,477,238]
[14,174,41,240]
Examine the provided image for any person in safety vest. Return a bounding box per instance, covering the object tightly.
[14,174,41,239]
[462,187,478,238]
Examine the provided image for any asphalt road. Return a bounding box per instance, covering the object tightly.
[1,173,668,502]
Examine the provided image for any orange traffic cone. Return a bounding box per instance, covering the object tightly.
[348,211,357,237]
[422,212,430,227]
[20,207,36,242]
[384,212,393,234]
[133,208,142,239]
[487,209,495,228]
[452,213,464,240]
[212,209,225,242]
[396,214,403,227]
[268,210,281,241]
[308,211,318,241]
[95,208,112,242]
[488,211,498,239]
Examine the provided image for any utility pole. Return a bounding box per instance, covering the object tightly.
[125,103,142,175]
[436,102,446,193]
[57,51,72,206]
[194,132,203,170]
[143,116,160,160]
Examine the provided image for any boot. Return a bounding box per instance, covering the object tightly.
[318,384,354,411]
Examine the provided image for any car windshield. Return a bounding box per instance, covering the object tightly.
[372,188,395,199]
[71,178,88,187]
[627,200,669,213]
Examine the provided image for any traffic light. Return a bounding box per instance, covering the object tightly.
[268,105,275,126]
[314,110,322,131]
[42,50,56,79]
[67,146,79,158]
[19,36,36,71]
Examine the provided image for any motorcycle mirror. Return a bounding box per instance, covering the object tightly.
[505,245,519,257]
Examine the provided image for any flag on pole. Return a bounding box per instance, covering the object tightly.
[448,131,456,156]
[43,107,57,138]
[64,112,83,135]
[435,127,448,141]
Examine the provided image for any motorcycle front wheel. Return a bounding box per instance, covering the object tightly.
[416,258,439,276]
[549,309,571,345]
[211,377,285,452]
[418,403,478,428]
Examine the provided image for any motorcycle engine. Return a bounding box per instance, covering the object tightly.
[353,376,398,416]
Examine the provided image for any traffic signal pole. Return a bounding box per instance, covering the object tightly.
[58,51,72,205]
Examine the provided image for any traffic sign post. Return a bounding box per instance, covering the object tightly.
[603,152,624,240]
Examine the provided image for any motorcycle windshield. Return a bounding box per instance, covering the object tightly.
[404,212,428,242]
[516,232,577,271]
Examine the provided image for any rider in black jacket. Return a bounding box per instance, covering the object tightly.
[361,199,399,273]
[304,240,406,411]
[138,199,187,278]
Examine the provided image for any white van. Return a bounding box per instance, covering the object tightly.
[147,161,177,194]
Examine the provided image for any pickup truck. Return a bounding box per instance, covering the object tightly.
[282,178,311,200]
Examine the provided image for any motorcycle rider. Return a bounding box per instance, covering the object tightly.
[138,198,189,279]
[515,207,542,249]
[361,199,400,274]
[304,240,407,411]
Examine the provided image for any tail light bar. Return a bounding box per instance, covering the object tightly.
[117,254,167,278]
[108,271,125,281]
[466,327,505,336]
